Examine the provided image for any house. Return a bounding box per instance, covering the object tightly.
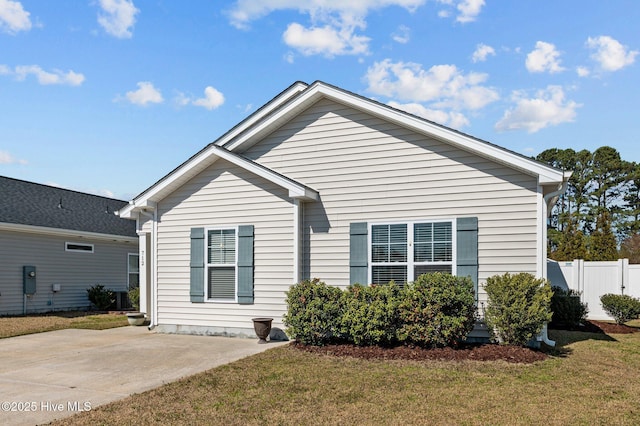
[0,176,139,315]
[118,81,570,338]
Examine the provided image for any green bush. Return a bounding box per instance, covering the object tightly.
[397,273,477,348]
[550,287,588,328]
[283,278,343,346]
[128,287,140,311]
[600,294,640,325]
[87,284,115,311]
[484,273,553,346]
[340,283,401,346]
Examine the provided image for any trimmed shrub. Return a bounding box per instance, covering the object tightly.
[87,284,115,311]
[550,287,588,328]
[397,273,477,348]
[600,294,640,325]
[484,273,553,346]
[283,278,343,345]
[340,283,401,346]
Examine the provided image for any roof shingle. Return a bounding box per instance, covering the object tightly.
[0,176,137,238]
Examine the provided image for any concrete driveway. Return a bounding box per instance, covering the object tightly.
[0,326,287,426]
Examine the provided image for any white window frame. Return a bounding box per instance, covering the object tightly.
[368,219,456,285]
[204,226,238,303]
[65,242,94,253]
[128,253,140,289]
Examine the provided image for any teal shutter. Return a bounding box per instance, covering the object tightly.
[190,227,205,303]
[456,217,478,300]
[350,222,368,285]
[237,225,254,304]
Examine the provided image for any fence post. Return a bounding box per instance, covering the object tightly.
[621,258,629,295]
[573,259,584,300]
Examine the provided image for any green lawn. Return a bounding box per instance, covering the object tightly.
[53,326,640,426]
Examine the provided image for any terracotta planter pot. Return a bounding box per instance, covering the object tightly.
[252,318,273,343]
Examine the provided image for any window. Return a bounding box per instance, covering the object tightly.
[128,253,140,289]
[65,242,94,253]
[206,228,236,301]
[370,220,454,285]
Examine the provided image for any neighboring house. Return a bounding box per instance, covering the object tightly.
[118,81,570,337]
[0,176,139,315]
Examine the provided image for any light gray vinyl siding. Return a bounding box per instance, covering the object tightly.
[0,229,136,315]
[153,98,542,331]
[155,159,294,329]
[243,98,540,306]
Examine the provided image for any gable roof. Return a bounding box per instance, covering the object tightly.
[0,176,137,239]
[119,80,570,219]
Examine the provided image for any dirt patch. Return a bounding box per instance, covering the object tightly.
[291,341,548,364]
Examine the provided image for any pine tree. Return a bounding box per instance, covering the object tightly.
[588,211,618,261]
[620,234,640,264]
[552,218,587,261]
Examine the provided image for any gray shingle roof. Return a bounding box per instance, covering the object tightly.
[0,176,137,238]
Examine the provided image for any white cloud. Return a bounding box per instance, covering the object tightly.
[0,0,31,34]
[455,0,484,23]
[0,150,27,164]
[389,101,469,128]
[586,35,638,72]
[495,85,581,133]
[526,41,565,73]
[392,24,410,44]
[9,65,85,86]
[192,86,225,110]
[175,86,226,110]
[97,0,139,39]
[227,1,424,57]
[228,0,425,28]
[364,59,499,111]
[283,22,369,57]
[471,43,495,62]
[576,66,590,77]
[125,81,163,106]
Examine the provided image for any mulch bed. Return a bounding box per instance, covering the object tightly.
[560,319,640,334]
[291,341,547,364]
[290,320,640,364]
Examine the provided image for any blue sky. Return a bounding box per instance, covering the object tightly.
[1,0,638,201]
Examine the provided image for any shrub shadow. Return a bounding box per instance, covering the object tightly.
[546,322,618,358]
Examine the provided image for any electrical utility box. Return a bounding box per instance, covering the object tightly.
[23,265,36,295]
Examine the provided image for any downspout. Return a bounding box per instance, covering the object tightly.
[538,171,571,348]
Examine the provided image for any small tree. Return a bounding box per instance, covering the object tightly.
[552,218,587,261]
[620,234,640,264]
[588,211,618,261]
[484,273,553,346]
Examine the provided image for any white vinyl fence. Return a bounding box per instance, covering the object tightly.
[547,259,640,320]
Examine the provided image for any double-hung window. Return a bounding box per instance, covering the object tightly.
[206,228,236,301]
[370,220,454,285]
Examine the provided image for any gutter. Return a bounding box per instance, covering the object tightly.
[543,171,572,214]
